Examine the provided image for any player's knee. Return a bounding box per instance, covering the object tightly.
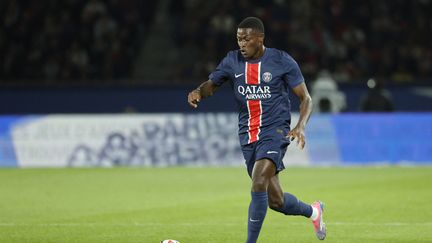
[251,177,268,192]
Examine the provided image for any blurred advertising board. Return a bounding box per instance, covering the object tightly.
[0,113,430,167]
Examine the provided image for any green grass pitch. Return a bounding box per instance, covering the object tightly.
[0,167,431,242]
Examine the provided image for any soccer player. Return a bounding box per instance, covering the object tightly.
[187,17,326,242]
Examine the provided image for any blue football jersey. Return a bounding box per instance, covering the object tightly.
[209,48,304,145]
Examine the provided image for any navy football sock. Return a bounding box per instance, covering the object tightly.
[246,191,268,243]
[274,192,312,217]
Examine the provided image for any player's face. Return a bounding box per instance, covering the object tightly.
[237,28,264,60]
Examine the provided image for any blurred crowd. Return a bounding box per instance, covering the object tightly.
[169,0,432,84]
[0,0,155,84]
[1,0,431,85]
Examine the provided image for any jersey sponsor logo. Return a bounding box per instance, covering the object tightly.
[262,72,272,82]
[237,85,271,100]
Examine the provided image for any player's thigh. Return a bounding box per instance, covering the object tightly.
[250,159,277,192]
[251,158,277,180]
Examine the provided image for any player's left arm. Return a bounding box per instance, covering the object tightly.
[287,82,313,149]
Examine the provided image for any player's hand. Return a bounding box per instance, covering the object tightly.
[188,89,201,108]
[287,126,306,149]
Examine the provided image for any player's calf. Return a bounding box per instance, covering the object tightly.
[271,192,312,217]
[268,193,284,210]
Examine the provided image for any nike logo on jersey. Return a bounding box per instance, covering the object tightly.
[235,73,244,78]
[267,151,279,154]
[249,218,260,222]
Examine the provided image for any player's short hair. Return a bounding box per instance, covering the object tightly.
[238,17,265,34]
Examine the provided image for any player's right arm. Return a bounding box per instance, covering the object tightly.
[188,51,233,108]
[187,80,219,108]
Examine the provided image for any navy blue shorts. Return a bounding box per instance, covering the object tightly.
[241,129,290,177]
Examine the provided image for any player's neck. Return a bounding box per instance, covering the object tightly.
[248,46,266,61]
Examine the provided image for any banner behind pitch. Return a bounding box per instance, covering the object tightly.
[0,113,430,167]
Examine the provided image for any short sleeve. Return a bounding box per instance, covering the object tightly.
[209,52,232,86]
[282,52,305,88]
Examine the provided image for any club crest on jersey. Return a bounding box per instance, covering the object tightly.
[262,72,272,82]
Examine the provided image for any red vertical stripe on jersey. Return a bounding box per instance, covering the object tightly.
[247,63,259,85]
[247,100,261,143]
[245,62,261,144]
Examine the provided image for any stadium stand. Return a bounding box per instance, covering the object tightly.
[167,0,432,84]
[0,0,156,83]
[0,0,430,113]
[2,0,431,85]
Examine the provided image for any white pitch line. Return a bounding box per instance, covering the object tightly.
[0,222,431,227]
